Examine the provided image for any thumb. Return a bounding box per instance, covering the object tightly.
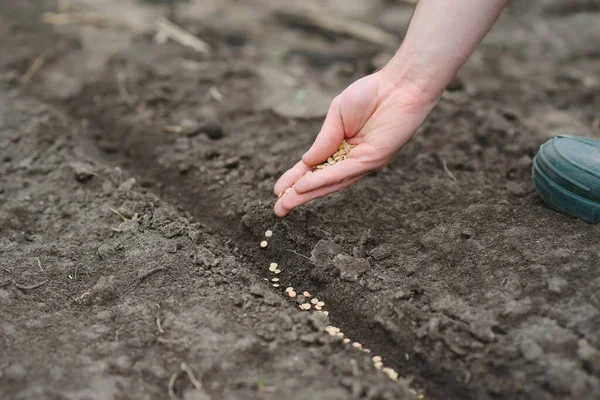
[302,96,345,167]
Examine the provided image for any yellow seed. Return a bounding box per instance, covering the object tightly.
[285,188,292,194]
[285,287,294,293]
[342,338,351,344]
[265,230,273,237]
[336,332,344,338]
[269,264,277,272]
[260,241,268,248]
[310,298,318,305]
[315,305,322,311]
[271,278,279,282]
[352,342,362,349]
[288,290,296,298]
[372,356,382,363]
[374,362,383,370]
[327,157,335,165]
[317,301,325,307]
[303,291,311,297]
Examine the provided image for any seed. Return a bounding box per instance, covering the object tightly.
[336,332,344,338]
[310,298,318,305]
[278,192,283,198]
[315,305,322,311]
[317,301,325,307]
[288,290,296,298]
[271,278,279,282]
[272,283,279,288]
[323,311,329,316]
[285,287,294,293]
[265,230,273,237]
[269,264,277,272]
[382,367,398,381]
[303,291,311,297]
[260,241,268,248]
[352,342,362,349]
[285,188,292,194]
[417,395,424,399]
[372,356,382,363]
[342,338,350,344]
[275,269,281,274]
[374,361,383,370]
[299,303,311,310]
[363,348,371,353]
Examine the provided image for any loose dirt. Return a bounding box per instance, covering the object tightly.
[1,1,599,399]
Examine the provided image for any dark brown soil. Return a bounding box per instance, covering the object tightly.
[1,1,600,399]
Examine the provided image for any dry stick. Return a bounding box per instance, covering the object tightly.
[155,17,211,55]
[139,266,166,280]
[442,160,458,184]
[36,257,44,273]
[14,280,48,290]
[168,371,180,400]
[41,12,139,32]
[20,54,46,85]
[274,9,398,47]
[181,362,202,390]
[156,316,165,334]
[286,249,310,260]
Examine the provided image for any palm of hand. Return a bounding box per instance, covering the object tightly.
[274,71,434,217]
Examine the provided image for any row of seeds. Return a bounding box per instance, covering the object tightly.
[260,228,401,383]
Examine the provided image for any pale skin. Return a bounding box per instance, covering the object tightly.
[274,0,511,217]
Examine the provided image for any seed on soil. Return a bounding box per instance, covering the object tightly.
[299,303,312,310]
[363,349,371,353]
[303,291,311,297]
[336,332,344,337]
[269,264,277,272]
[372,356,382,363]
[271,278,279,282]
[317,301,325,307]
[265,230,273,237]
[323,311,329,316]
[310,298,318,305]
[315,305,322,311]
[286,287,294,293]
[260,241,268,248]
[352,342,362,349]
[343,338,351,344]
[275,269,281,274]
[382,367,398,381]
[288,290,297,298]
[374,361,383,370]
[273,283,279,288]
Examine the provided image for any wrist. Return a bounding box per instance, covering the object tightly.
[379,47,452,105]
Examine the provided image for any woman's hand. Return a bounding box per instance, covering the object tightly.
[273,70,436,217]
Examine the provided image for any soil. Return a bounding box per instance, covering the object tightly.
[1,1,600,399]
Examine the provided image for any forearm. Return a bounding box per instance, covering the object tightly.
[382,0,510,101]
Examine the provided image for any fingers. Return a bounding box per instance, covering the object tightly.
[302,96,345,167]
[274,175,363,217]
[293,159,368,194]
[273,161,312,196]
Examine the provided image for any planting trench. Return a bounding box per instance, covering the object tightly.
[1,1,600,399]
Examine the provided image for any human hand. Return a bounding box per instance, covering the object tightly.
[273,70,437,217]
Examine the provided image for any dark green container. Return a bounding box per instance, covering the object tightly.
[532,135,600,223]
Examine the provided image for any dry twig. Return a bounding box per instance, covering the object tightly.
[20,54,46,85]
[155,17,211,55]
[274,9,398,47]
